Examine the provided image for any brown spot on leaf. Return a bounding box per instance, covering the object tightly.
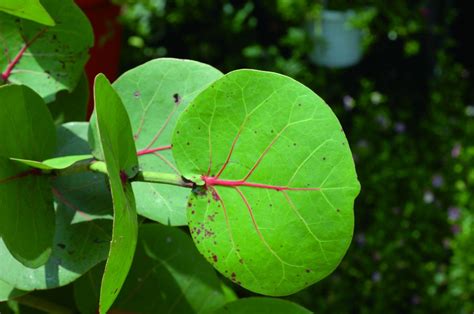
[212,254,218,262]
[173,93,181,104]
[205,229,215,238]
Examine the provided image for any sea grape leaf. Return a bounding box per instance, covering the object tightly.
[48,72,89,124]
[0,122,112,291]
[0,84,56,268]
[0,0,55,26]
[10,155,92,170]
[212,297,312,314]
[75,224,231,314]
[0,279,26,302]
[92,74,139,314]
[89,58,222,226]
[73,263,104,314]
[0,85,56,159]
[172,70,361,296]
[12,155,92,170]
[0,0,93,100]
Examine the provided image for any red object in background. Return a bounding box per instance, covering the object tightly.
[76,0,122,119]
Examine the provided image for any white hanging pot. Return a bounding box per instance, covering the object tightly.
[308,9,363,68]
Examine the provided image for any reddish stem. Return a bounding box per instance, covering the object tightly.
[1,29,46,82]
[203,176,320,192]
[0,169,40,185]
[136,145,172,156]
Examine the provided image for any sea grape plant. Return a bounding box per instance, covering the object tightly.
[0,1,360,313]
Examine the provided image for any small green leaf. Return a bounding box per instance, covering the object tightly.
[0,122,112,291]
[212,297,312,314]
[0,0,93,100]
[93,74,139,314]
[0,0,55,26]
[91,58,222,226]
[0,279,26,302]
[0,84,56,268]
[172,70,360,295]
[48,72,89,124]
[75,224,231,314]
[10,155,92,170]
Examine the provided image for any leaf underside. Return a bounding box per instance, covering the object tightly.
[172,70,360,296]
[0,122,112,291]
[93,74,139,314]
[0,84,56,268]
[0,0,93,100]
[103,58,223,226]
[75,224,230,314]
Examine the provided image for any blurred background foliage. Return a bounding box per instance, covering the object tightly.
[117,1,472,313]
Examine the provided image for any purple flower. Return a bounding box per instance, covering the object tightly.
[448,206,460,221]
[394,122,406,133]
[423,190,434,204]
[451,144,461,158]
[371,272,381,282]
[431,174,444,188]
[343,95,355,111]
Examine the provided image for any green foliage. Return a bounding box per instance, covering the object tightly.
[173,69,359,295]
[76,223,234,313]
[0,0,93,100]
[113,58,223,226]
[48,72,89,124]
[0,0,54,26]
[92,74,139,314]
[213,297,312,314]
[0,280,25,303]
[0,85,56,268]
[0,122,111,291]
[118,1,473,313]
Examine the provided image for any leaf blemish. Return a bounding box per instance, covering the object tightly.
[173,93,181,104]
[133,90,140,98]
[212,254,218,262]
[57,243,66,249]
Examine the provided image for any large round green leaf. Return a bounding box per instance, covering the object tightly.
[0,84,56,268]
[0,0,93,100]
[75,224,232,313]
[172,70,360,296]
[0,122,112,290]
[92,74,139,314]
[109,58,222,226]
